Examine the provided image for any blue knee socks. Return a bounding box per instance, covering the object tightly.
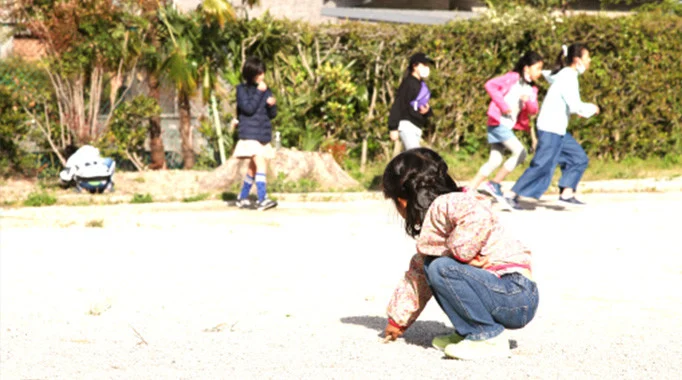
[255,173,267,202]
[239,174,254,200]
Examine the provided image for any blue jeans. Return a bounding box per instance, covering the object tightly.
[511,131,589,199]
[423,256,539,341]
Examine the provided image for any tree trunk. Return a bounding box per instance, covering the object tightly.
[360,135,368,173]
[148,72,166,170]
[178,91,194,169]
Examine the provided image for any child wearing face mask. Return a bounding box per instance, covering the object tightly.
[388,53,435,151]
[507,43,600,209]
[468,51,544,210]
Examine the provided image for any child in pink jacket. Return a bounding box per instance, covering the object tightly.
[469,51,544,210]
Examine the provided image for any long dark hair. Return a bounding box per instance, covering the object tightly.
[382,148,462,237]
[242,56,266,85]
[551,43,587,75]
[512,51,543,84]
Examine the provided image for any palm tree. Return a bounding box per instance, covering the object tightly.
[159,5,200,169]
[140,0,168,170]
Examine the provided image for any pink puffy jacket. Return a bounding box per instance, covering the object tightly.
[485,72,539,132]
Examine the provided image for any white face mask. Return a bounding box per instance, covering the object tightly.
[417,66,430,79]
[576,61,586,75]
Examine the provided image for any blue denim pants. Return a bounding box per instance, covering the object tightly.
[511,130,589,199]
[423,256,539,341]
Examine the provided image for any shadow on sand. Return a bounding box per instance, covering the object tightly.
[340,315,518,350]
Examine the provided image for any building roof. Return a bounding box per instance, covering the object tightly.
[321,6,477,24]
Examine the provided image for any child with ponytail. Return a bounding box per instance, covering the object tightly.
[507,43,599,208]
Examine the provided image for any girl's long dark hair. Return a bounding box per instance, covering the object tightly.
[512,51,543,84]
[242,56,266,85]
[382,148,462,238]
[551,43,587,75]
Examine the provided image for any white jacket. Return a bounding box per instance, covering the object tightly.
[537,68,598,135]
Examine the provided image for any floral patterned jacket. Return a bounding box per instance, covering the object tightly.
[386,192,532,328]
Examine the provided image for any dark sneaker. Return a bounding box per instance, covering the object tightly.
[256,198,278,211]
[235,198,254,209]
[558,197,586,206]
[505,196,523,210]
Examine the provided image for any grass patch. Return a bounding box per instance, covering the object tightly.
[23,191,57,207]
[346,152,682,191]
[182,193,211,203]
[344,159,385,191]
[130,193,153,204]
[582,156,682,181]
[85,219,104,228]
[269,172,320,193]
[2,200,18,207]
[133,177,146,183]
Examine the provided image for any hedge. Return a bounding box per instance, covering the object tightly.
[2,5,681,173]
[229,6,681,162]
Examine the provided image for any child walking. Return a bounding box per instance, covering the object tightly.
[382,148,539,360]
[468,52,544,210]
[388,52,435,151]
[234,56,278,211]
[507,43,599,208]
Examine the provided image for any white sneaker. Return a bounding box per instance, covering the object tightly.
[444,332,511,360]
[235,199,254,209]
[432,332,465,351]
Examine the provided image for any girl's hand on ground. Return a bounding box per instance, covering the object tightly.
[257,81,268,92]
[418,104,430,115]
[389,130,399,141]
[266,97,276,106]
[384,323,403,342]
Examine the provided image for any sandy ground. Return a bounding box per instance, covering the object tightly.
[2,171,682,205]
[1,192,682,379]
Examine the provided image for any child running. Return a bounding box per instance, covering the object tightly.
[388,52,435,151]
[468,51,544,210]
[382,148,539,360]
[507,43,599,209]
[234,56,278,211]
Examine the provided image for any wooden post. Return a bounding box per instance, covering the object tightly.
[360,135,368,173]
[211,93,227,165]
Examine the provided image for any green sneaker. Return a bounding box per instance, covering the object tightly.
[444,332,511,360]
[432,332,465,351]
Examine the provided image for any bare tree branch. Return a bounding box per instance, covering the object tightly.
[296,41,315,83]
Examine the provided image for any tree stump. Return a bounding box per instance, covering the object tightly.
[199,148,361,191]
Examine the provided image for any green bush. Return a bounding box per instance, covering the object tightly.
[23,192,57,207]
[182,193,211,202]
[131,193,154,204]
[0,60,46,177]
[97,96,161,171]
[218,5,681,163]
